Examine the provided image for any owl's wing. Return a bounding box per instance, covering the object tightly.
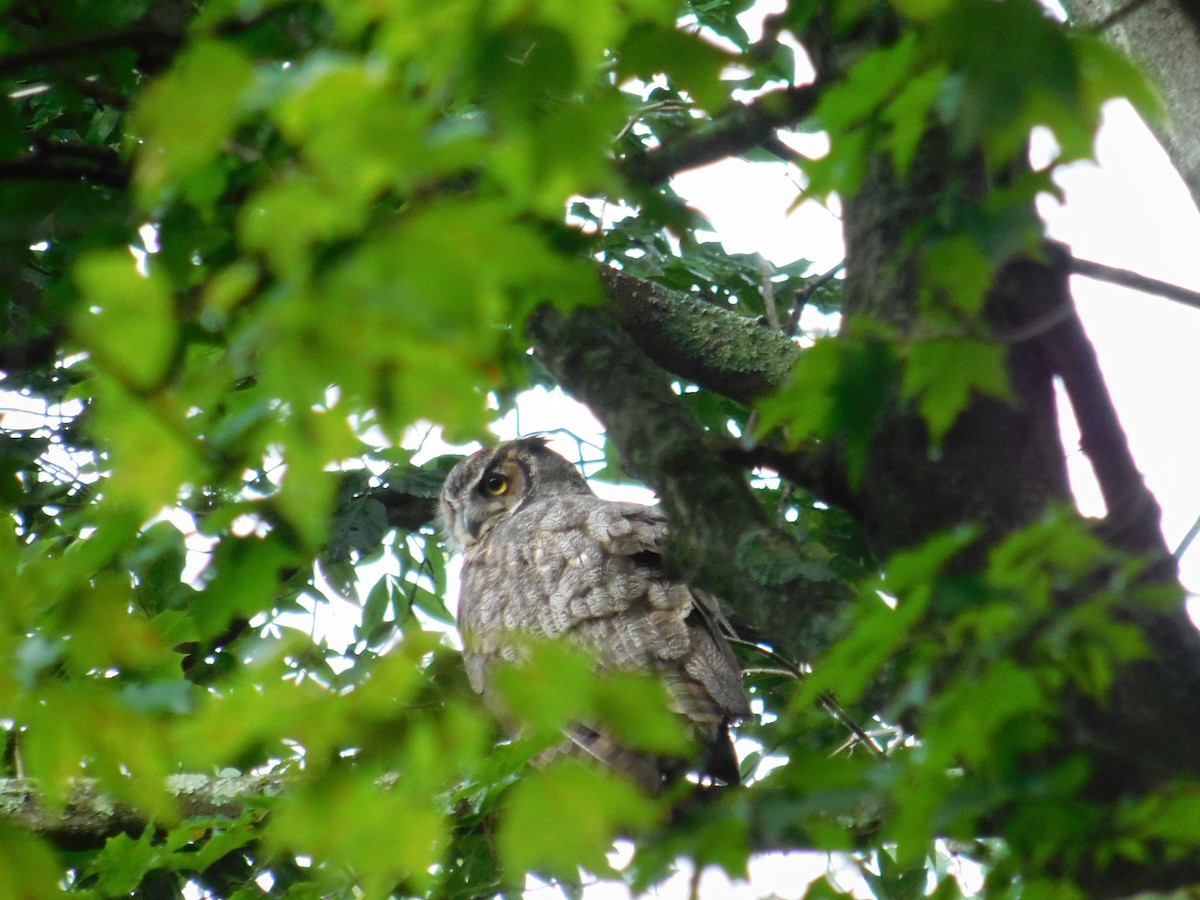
[578,502,752,787]
[583,501,752,722]
[456,494,750,788]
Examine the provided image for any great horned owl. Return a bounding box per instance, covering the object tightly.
[439,436,751,794]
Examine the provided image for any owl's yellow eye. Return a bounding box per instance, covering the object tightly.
[483,473,508,496]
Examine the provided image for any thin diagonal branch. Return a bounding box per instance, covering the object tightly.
[728,636,887,760]
[1068,255,1200,311]
[786,259,845,337]
[1174,511,1200,561]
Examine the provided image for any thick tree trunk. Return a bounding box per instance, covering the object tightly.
[840,123,1200,894]
[840,152,1073,559]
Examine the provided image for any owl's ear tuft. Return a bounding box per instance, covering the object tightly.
[511,434,551,454]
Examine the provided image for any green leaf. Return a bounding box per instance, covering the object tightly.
[591,672,692,757]
[986,510,1110,590]
[119,680,197,715]
[476,24,580,121]
[132,39,255,208]
[756,336,896,483]
[238,174,369,279]
[1119,786,1200,851]
[0,826,62,896]
[618,23,735,110]
[360,574,395,637]
[800,528,974,706]
[901,338,1010,443]
[268,767,448,895]
[491,641,595,733]
[411,584,457,626]
[86,377,206,515]
[328,497,389,562]
[920,235,995,317]
[385,456,459,499]
[892,0,955,22]
[497,758,658,880]
[1073,34,1161,125]
[274,55,428,202]
[185,817,260,871]
[925,657,1047,767]
[197,533,300,640]
[816,34,920,135]
[89,829,161,896]
[884,63,949,175]
[73,251,177,389]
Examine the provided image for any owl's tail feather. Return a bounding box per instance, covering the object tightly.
[703,724,742,787]
[546,723,739,796]
[555,725,674,795]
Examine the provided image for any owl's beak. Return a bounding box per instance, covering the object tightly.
[462,511,484,542]
[443,508,481,549]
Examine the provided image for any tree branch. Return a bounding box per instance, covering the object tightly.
[786,260,844,337]
[1018,249,1174,564]
[0,154,129,189]
[0,774,281,849]
[593,264,860,512]
[0,334,60,376]
[0,25,182,78]
[597,265,800,404]
[1068,254,1200,311]
[618,83,820,186]
[372,488,438,532]
[0,4,296,81]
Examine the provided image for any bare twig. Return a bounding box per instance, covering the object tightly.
[785,260,845,337]
[1068,255,1200,311]
[1174,512,1200,561]
[614,99,694,143]
[760,259,781,331]
[727,637,887,760]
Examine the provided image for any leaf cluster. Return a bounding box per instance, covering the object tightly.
[0,0,1189,896]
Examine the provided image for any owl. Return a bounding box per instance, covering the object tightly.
[439,436,751,794]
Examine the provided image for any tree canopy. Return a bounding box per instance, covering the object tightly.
[2,0,1200,897]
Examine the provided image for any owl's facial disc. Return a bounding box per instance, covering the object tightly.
[457,458,525,543]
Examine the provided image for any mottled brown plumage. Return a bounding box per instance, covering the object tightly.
[439,437,751,793]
